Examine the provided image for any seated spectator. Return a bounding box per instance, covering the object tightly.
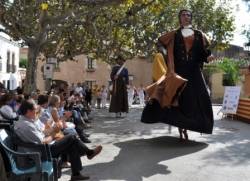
[48,95,91,143]
[0,93,19,122]
[37,94,71,168]
[14,95,24,113]
[37,94,60,136]
[48,95,75,132]
[14,99,102,181]
[0,82,5,96]
[70,93,91,123]
[16,86,23,95]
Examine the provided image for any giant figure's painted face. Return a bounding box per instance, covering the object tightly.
[179,10,192,26]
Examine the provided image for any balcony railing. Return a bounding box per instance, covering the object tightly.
[86,67,96,72]
[7,64,12,73]
[12,65,17,73]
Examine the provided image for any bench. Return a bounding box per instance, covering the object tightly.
[236,98,250,123]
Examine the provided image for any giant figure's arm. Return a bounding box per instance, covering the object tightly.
[110,66,118,81]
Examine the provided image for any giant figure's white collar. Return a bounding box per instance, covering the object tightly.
[181,25,194,38]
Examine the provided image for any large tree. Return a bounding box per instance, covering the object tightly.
[44,0,235,62]
[0,0,235,93]
[0,0,122,93]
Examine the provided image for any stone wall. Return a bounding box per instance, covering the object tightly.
[36,55,153,91]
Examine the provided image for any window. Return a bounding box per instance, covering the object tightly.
[0,59,2,72]
[85,80,96,89]
[53,63,60,72]
[6,51,11,73]
[87,56,94,69]
[12,53,16,73]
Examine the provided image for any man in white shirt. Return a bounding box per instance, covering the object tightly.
[74,83,84,97]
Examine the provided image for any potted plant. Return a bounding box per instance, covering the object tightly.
[217,58,241,86]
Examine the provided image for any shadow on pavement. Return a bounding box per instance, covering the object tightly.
[201,119,250,166]
[63,136,208,181]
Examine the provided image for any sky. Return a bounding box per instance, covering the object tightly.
[230,0,250,48]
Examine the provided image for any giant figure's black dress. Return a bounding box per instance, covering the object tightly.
[141,29,214,134]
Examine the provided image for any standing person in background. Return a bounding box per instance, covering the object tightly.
[70,83,76,92]
[75,83,84,98]
[91,85,98,108]
[127,85,135,107]
[85,86,92,107]
[100,85,108,108]
[137,84,145,107]
[109,55,129,118]
[96,86,102,109]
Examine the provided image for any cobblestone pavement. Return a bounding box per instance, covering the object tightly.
[60,106,250,181]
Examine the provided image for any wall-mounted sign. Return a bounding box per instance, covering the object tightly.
[44,63,54,79]
[47,58,57,64]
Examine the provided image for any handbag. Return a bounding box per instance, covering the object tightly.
[54,131,64,140]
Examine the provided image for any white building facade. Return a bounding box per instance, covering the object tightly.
[0,35,21,90]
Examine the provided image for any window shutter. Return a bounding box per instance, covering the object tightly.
[84,57,88,69]
[93,59,97,69]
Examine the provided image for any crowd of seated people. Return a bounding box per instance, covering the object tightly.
[0,84,103,180]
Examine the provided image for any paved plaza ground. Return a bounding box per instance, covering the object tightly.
[60,106,250,181]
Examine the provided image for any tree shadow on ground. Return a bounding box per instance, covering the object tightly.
[63,136,208,181]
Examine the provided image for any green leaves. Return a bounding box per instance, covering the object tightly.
[19,58,28,68]
[0,0,235,64]
[216,58,242,86]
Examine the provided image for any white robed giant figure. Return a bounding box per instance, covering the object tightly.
[127,85,134,107]
[137,85,145,106]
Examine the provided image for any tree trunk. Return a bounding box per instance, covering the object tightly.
[45,78,52,92]
[23,46,40,94]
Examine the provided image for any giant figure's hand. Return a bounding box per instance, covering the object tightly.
[207,55,215,62]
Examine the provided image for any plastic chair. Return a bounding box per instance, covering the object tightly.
[0,129,54,181]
